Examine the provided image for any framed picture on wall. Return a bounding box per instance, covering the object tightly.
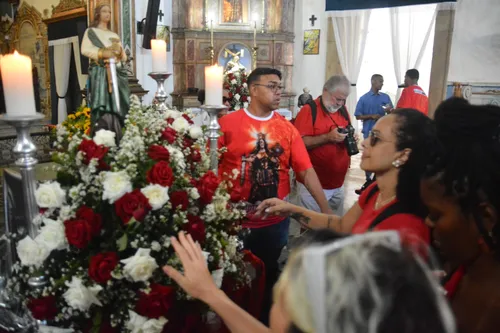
[303,29,320,55]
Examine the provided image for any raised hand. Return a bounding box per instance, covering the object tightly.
[163,232,218,302]
[255,198,297,217]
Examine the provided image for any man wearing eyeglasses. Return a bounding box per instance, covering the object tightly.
[294,75,353,215]
[217,67,330,324]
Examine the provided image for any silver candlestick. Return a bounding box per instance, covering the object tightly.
[201,105,228,174]
[149,72,172,113]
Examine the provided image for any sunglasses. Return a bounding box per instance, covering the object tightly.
[368,131,393,147]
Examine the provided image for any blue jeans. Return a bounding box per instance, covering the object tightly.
[243,218,290,324]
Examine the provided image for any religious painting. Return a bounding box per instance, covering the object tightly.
[303,29,320,55]
[156,25,171,52]
[218,42,252,73]
[220,0,249,24]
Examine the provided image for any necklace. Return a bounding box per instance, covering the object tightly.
[374,193,396,210]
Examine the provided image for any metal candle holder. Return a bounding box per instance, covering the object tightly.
[148,72,172,113]
[201,105,228,174]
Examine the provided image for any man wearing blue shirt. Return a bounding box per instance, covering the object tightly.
[355,74,393,184]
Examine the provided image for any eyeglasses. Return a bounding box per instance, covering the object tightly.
[253,83,285,93]
[368,131,393,147]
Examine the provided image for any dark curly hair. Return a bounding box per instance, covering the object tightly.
[247,67,282,87]
[390,109,438,218]
[424,97,500,252]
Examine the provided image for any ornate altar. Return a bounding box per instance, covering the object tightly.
[171,0,296,111]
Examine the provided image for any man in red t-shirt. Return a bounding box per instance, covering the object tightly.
[218,67,330,324]
[396,69,428,115]
[294,75,352,215]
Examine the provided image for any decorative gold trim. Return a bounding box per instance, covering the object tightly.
[44,7,87,24]
[10,3,51,119]
[51,0,86,16]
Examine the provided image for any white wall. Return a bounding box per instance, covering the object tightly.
[134,0,173,105]
[292,0,328,102]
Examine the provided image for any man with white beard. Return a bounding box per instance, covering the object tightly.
[294,75,352,215]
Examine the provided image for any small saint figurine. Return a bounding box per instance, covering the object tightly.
[298,87,313,107]
[81,1,130,141]
[224,48,246,74]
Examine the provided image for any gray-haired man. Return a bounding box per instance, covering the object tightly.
[294,75,352,214]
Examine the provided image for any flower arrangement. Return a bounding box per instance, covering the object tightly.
[52,105,92,138]
[7,99,249,332]
[223,68,250,111]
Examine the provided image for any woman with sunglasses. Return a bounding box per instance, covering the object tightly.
[256,109,436,243]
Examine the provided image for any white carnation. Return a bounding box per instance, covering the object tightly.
[102,171,133,203]
[166,110,182,119]
[127,310,167,333]
[63,277,103,312]
[231,79,237,84]
[243,83,248,88]
[141,185,169,210]
[188,126,203,139]
[93,129,116,147]
[212,268,224,288]
[172,117,189,133]
[234,94,241,101]
[121,248,159,282]
[16,236,49,267]
[35,182,66,208]
[243,102,249,108]
[189,188,200,200]
[35,218,67,252]
[151,241,161,252]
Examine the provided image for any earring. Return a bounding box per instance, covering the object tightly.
[392,160,402,168]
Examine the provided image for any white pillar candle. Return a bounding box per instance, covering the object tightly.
[205,65,223,106]
[151,39,168,73]
[0,51,37,116]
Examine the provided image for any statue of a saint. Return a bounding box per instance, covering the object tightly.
[81,1,130,142]
[298,87,313,107]
[224,48,246,74]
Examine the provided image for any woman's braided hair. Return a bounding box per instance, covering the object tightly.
[425,97,500,251]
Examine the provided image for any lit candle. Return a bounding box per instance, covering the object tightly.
[151,39,168,73]
[210,20,214,47]
[0,51,37,116]
[205,65,223,106]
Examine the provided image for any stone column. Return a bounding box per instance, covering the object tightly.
[428,9,455,118]
[325,17,344,80]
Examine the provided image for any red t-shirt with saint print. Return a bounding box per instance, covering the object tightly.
[218,109,312,228]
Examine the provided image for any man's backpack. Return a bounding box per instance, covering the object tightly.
[307,99,351,127]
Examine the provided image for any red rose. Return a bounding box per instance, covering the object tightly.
[148,145,171,161]
[230,183,243,202]
[115,189,152,224]
[78,139,109,168]
[76,206,102,237]
[183,137,194,149]
[89,252,119,284]
[167,118,175,125]
[136,283,175,319]
[182,114,194,125]
[161,127,177,144]
[190,149,201,163]
[197,171,220,204]
[27,296,57,320]
[184,215,206,243]
[241,95,248,102]
[64,219,94,249]
[228,92,233,98]
[147,161,175,187]
[170,191,189,211]
[236,87,241,93]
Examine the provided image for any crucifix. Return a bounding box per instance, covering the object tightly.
[309,14,317,26]
[158,10,164,22]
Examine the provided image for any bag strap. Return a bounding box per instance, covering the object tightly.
[368,202,407,231]
[307,100,317,127]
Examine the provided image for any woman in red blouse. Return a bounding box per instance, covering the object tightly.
[256,109,436,244]
[421,98,500,333]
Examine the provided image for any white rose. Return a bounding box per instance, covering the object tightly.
[231,79,237,84]
[93,129,116,147]
[243,102,249,109]
[127,310,167,333]
[172,117,189,133]
[243,83,248,88]
[121,248,159,282]
[35,218,67,251]
[16,236,49,267]
[234,94,241,101]
[212,268,224,288]
[141,185,169,210]
[35,182,66,208]
[188,126,203,139]
[151,241,161,252]
[166,110,182,119]
[63,277,103,312]
[189,188,200,200]
[102,171,133,203]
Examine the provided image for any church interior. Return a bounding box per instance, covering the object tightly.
[0,0,499,331]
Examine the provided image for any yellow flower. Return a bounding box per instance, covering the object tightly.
[75,112,82,117]
[68,114,76,120]
[84,107,91,113]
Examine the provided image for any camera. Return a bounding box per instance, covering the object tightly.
[338,125,359,156]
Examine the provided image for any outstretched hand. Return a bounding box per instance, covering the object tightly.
[163,232,218,302]
[255,198,297,217]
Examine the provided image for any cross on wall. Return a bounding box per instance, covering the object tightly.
[158,10,164,22]
[309,14,317,26]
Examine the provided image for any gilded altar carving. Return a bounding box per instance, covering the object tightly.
[52,0,87,16]
[10,3,51,118]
